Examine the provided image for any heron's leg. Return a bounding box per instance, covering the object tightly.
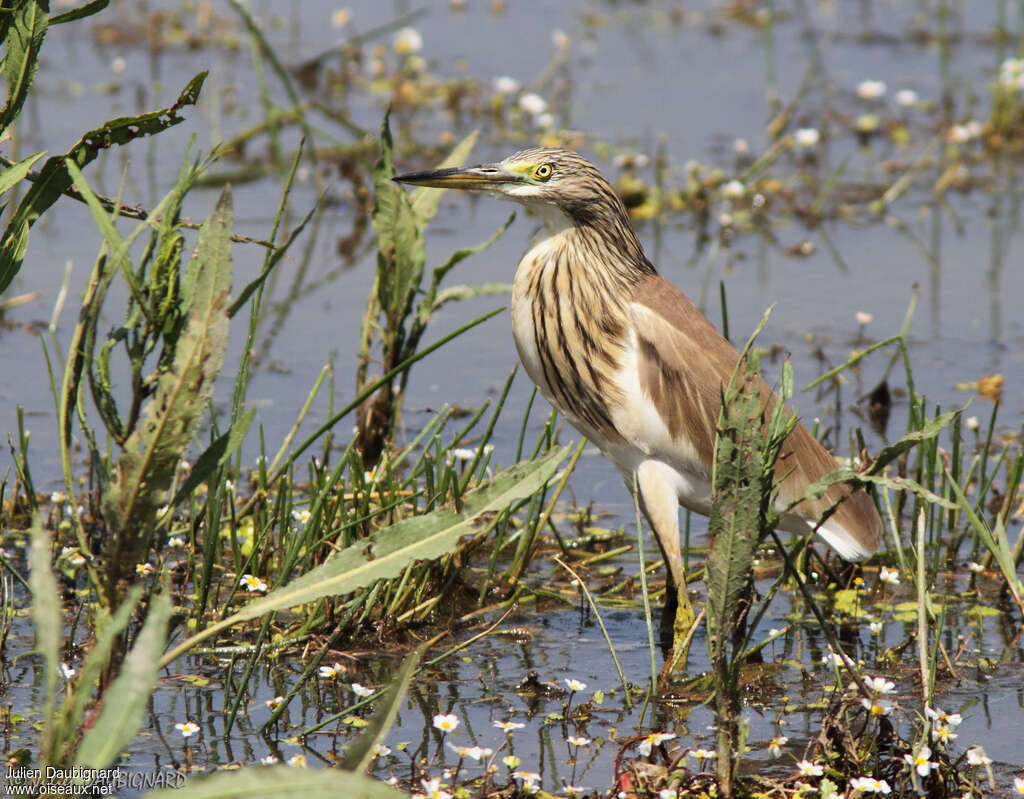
[636,461,697,672]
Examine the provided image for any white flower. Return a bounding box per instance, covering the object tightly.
[965,416,980,431]
[690,747,716,761]
[265,696,284,710]
[895,88,919,107]
[796,760,823,777]
[658,790,677,799]
[287,753,307,767]
[563,786,586,796]
[433,713,460,733]
[857,79,887,100]
[421,778,451,799]
[494,720,525,732]
[494,75,521,94]
[534,112,555,129]
[856,311,873,325]
[869,620,884,634]
[519,92,548,116]
[933,723,957,744]
[393,27,423,54]
[904,745,936,777]
[637,732,676,756]
[319,662,345,679]
[567,735,591,746]
[466,745,493,761]
[823,651,845,667]
[168,536,185,548]
[503,755,521,769]
[878,566,900,585]
[861,698,895,716]
[865,676,895,695]
[1014,776,1024,795]
[850,776,892,794]
[514,771,541,785]
[925,707,962,727]
[292,508,311,523]
[768,736,788,758]
[260,755,279,765]
[175,721,200,738]
[136,562,154,576]
[564,678,587,692]
[722,179,745,199]
[552,29,570,50]
[966,746,991,766]
[241,574,268,593]
[352,683,374,698]
[450,448,476,462]
[794,127,820,148]
[60,662,76,680]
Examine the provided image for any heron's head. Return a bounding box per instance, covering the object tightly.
[394,147,627,229]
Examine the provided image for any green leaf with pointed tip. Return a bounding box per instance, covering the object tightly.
[77,588,172,769]
[162,445,569,666]
[410,129,478,225]
[1,0,49,134]
[142,767,406,799]
[104,188,232,566]
[0,72,206,294]
[0,150,45,196]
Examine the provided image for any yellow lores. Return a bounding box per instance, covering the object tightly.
[394,147,882,599]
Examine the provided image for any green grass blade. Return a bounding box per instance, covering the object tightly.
[161,445,569,666]
[170,408,256,509]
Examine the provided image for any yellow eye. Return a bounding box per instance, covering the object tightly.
[535,163,553,180]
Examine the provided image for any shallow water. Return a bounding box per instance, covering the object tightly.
[2,0,1023,794]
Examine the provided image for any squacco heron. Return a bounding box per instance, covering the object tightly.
[394,147,882,601]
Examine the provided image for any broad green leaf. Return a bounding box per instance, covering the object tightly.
[865,409,960,476]
[1,0,49,134]
[142,767,405,799]
[0,72,206,294]
[103,188,232,565]
[50,0,109,25]
[77,589,172,768]
[371,113,424,331]
[800,468,958,511]
[28,516,61,760]
[410,129,478,225]
[339,647,421,772]
[162,445,569,665]
[0,150,45,196]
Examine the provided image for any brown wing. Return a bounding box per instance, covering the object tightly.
[629,274,883,557]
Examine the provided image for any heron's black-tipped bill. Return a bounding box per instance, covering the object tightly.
[392,163,520,190]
